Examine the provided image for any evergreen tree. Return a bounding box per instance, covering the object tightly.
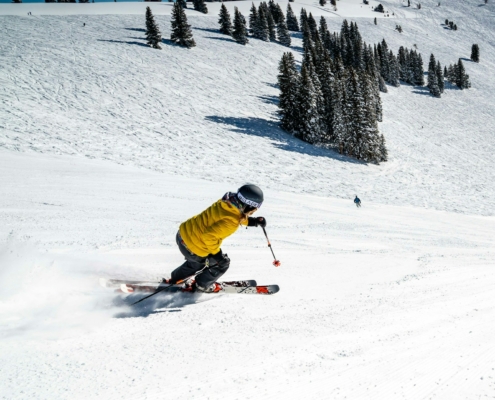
[319,0,327,6]
[300,8,308,32]
[249,3,259,37]
[471,44,480,63]
[278,52,300,133]
[297,62,324,144]
[218,3,233,36]
[455,59,471,89]
[436,60,444,93]
[277,10,291,47]
[387,50,400,87]
[413,51,425,86]
[427,54,441,97]
[286,3,299,32]
[193,0,208,14]
[232,7,249,45]
[171,2,196,48]
[266,8,277,41]
[145,6,162,50]
[257,6,270,41]
[307,13,319,42]
[177,0,187,9]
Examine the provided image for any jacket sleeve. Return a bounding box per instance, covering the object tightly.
[202,218,239,254]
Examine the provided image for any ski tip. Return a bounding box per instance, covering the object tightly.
[120,284,134,294]
[256,285,280,295]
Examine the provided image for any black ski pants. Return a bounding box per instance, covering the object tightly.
[170,231,229,288]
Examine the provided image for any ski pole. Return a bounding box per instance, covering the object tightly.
[262,227,281,267]
[131,264,208,306]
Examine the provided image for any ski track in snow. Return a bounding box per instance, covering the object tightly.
[1,0,495,399]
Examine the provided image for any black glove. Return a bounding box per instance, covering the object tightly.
[248,216,266,228]
[210,250,230,268]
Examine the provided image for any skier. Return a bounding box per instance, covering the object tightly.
[354,195,361,208]
[164,184,266,293]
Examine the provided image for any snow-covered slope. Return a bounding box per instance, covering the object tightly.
[1,1,495,399]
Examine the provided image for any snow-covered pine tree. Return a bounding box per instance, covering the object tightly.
[330,74,348,154]
[170,2,196,48]
[268,0,279,24]
[427,54,441,97]
[307,13,319,42]
[397,46,407,81]
[145,6,162,50]
[387,50,400,87]
[297,61,324,144]
[412,51,425,86]
[455,59,471,89]
[471,44,480,63]
[218,3,233,36]
[436,60,444,93]
[257,6,270,41]
[300,8,308,32]
[318,16,329,42]
[364,45,383,121]
[275,4,284,25]
[277,10,291,47]
[377,40,390,83]
[319,0,327,6]
[249,3,259,37]
[177,0,187,9]
[286,3,299,32]
[278,52,300,133]
[266,8,277,41]
[349,22,363,70]
[232,7,249,45]
[193,0,208,14]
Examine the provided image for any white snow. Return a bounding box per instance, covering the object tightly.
[1,0,495,399]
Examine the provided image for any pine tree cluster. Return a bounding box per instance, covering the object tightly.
[397,46,425,86]
[193,0,208,15]
[445,20,458,30]
[218,1,292,46]
[445,59,471,89]
[278,19,387,164]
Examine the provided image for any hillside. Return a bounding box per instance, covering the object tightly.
[1,1,495,399]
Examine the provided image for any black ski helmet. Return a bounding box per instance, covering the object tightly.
[237,184,263,209]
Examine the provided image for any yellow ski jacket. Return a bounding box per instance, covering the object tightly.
[179,197,248,257]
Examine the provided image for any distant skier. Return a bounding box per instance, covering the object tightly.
[354,195,361,208]
[164,184,266,293]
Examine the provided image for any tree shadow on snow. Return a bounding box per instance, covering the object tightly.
[205,115,362,164]
[412,86,432,96]
[257,95,279,105]
[97,39,148,48]
[124,28,146,32]
[205,36,235,43]
[194,27,222,34]
[111,292,213,318]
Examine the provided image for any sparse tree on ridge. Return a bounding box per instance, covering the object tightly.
[218,3,233,36]
[232,7,249,45]
[145,7,162,50]
[171,2,196,48]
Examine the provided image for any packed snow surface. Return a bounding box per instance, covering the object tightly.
[1,0,495,399]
